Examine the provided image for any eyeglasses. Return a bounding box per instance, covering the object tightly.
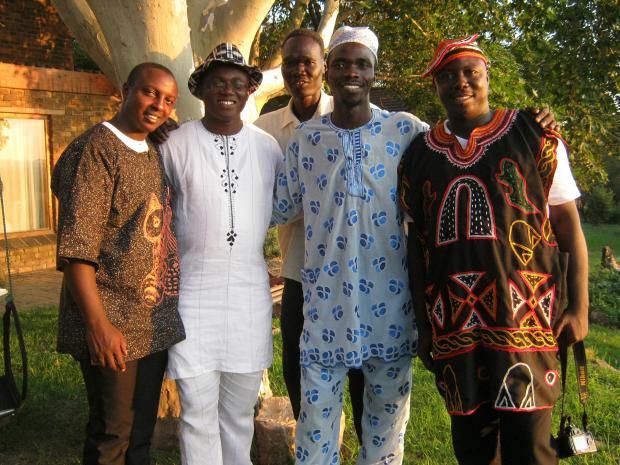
[204,78,249,92]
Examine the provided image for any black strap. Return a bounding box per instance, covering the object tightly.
[559,336,589,430]
[3,300,28,409]
[0,174,27,411]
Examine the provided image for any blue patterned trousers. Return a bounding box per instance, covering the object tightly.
[295,356,412,465]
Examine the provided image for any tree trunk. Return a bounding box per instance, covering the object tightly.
[186,0,275,60]
[52,0,339,120]
[53,0,202,120]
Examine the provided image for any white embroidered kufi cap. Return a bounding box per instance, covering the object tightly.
[328,26,379,61]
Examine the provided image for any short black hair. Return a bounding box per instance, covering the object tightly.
[126,62,175,87]
[281,28,325,53]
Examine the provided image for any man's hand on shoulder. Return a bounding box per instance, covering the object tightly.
[529,107,560,132]
[148,117,179,145]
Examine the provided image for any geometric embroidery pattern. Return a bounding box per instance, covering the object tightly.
[520,310,543,329]
[545,370,558,386]
[431,294,445,328]
[432,328,557,359]
[519,270,550,293]
[426,109,517,169]
[541,216,557,246]
[478,282,498,321]
[438,364,463,413]
[538,287,555,327]
[214,134,239,247]
[436,176,496,246]
[509,281,528,318]
[496,158,541,214]
[447,272,497,328]
[509,272,555,329]
[495,362,536,410]
[509,220,542,266]
[452,272,483,290]
[463,309,485,330]
[536,133,559,198]
[448,288,468,325]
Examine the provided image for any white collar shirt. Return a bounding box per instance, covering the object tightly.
[255,91,334,281]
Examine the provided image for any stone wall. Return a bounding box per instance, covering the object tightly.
[0,63,119,166]
[0,0,74,70]
[0,234,56,279]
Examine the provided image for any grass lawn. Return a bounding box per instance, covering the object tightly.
[1,224,619,464]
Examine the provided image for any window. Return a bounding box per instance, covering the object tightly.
[0,116,51,233]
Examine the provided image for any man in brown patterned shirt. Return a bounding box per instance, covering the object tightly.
[52,63,185,465]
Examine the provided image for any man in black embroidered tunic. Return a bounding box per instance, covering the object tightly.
[52,63,185,465]
[398,35,589,465]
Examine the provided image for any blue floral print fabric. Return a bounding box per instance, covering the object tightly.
[272,108,429,368]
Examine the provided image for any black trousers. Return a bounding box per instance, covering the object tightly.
[79,350,168,465]
[450,403,558,465]
[280,278,365,444]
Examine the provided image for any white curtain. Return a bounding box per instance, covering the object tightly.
[0,117,49,233]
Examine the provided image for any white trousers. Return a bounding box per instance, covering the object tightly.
[176,370,263,465]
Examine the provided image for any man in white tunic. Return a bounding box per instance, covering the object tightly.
[272,27,428,465]
[160,43,283,465]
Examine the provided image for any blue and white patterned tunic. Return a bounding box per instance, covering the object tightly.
[272,108,429,368]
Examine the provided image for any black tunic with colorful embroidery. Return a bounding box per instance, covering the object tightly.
[399,109,567,415]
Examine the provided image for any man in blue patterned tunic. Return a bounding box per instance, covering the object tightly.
[272,26,428,465]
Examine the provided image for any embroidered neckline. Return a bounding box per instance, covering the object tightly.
[326,108,378,132]
[212,132,239,247]
[426,109,518,168]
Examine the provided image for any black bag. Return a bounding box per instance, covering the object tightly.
[0,299,27,422]
[555,339,597,458]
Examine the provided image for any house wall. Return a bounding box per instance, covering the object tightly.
[0,0,119,277]
[0,0,74,70]
[0,63,119,276]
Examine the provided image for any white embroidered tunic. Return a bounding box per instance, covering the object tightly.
[272,109,429,367]
[161,120,283,377]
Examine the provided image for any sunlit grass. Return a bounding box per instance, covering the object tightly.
[1,223,618,464]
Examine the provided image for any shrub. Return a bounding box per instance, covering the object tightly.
[263,226,280,259]
[581,185,616,224]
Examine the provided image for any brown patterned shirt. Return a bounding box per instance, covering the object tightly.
[52,124,185,361]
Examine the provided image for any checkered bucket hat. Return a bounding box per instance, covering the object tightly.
[188,43,263,97]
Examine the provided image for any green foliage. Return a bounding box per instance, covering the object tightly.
[492,1,619,195]
[330,0,619,205]
[582,223,620,326]
[72,40,100,72]
[582,185,618,224]
[1,222,620,463]
[263,226,281,259]
[589,268,620,326]
[2,306,618,464]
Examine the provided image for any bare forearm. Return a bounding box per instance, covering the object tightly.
[550,201,589,343]
[550,202,589,314]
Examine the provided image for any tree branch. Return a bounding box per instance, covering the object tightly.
[187,0,276,60]
[261,0,310,70]
[51,0,115,83]
[317,0,339,49]
[249,26,262,67]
